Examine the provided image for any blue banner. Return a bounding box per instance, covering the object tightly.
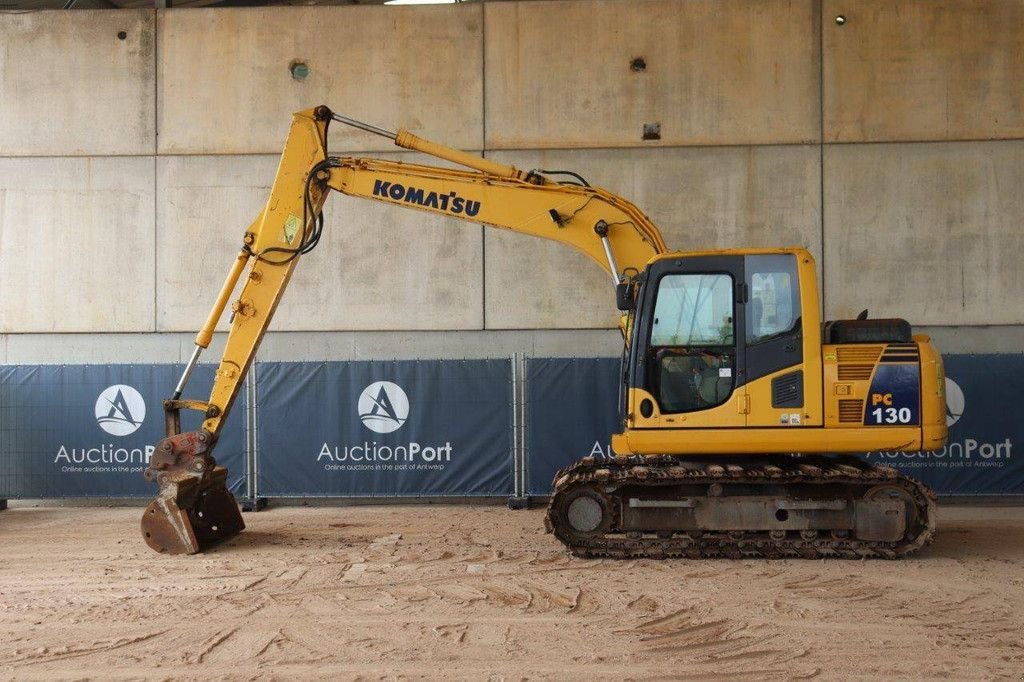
[0,365,245,498]
[5,355,1017,499]
[525,357,621,495]
[256,360,513,496]
[524,355,1024,496]
[862,354,1024,495]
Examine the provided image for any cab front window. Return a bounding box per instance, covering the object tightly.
[648,273,735,413]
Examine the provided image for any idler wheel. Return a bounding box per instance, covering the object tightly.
[864,483,918,527]
[567,496,603,533]
[556,488,615,538]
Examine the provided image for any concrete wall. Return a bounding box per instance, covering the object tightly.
[485,145,822,328]
[157,5,484,154]
[483,0,820,148]
[822,0,1024,143]
[824,141,1024,325]
[0,11,155,156]
[0,156,155,333]
[155,152,483,332]
[1,0,1022,363]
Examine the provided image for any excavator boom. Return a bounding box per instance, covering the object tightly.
[141,106,666,554]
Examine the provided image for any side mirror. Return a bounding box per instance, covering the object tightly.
[616,281,635,311]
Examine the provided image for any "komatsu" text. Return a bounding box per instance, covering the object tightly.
[372,180,481,217]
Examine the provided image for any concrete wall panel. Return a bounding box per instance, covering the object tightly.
[0,10,155,156]
[823,0,1024,142]
[484,0,820,149]
[0,329,624,364]
[258,329,622,361]
[157,154,483,332]
[1,333,189,365]
[485,146,821,329]
[0,157,155,332]
[156,155,279,332]
[157,5,483,155]
[824,141,1024,325]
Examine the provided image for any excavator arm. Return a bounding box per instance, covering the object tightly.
[320,157,667,279]
[141,105,666,555]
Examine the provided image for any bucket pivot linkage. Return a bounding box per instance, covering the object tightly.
[140,399,245,554]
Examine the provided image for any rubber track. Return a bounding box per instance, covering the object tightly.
[545,455,937,560]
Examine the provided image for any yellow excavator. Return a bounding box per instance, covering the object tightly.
[141,106,947,559]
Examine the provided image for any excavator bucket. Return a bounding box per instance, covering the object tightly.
[142,466,245,555]
[141,430,245,554]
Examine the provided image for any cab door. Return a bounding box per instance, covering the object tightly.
[627,255,748,429]
[742,254,809,428]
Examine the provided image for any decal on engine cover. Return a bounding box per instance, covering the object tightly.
[864,363,920,425]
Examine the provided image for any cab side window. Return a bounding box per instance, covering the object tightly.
[746,255,800,344]
[648,273,735,413]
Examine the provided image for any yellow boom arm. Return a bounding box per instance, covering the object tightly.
[188,106,666,439]
[140,105,666,555]
[320,158,667,282]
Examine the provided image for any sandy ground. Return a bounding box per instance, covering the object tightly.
[1,505,1023,680]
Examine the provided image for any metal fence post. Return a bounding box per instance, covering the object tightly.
[508,353,530,509]
[521,353,529,501]
[241,362,266,512]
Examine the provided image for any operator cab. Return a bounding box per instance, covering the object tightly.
[626,252,806,424]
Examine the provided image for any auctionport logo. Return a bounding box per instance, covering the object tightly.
[318,379,452,470]
[358,381,409,434]
[94,384,146,436]
[945,377,964,427]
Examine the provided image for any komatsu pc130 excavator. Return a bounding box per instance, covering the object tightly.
[141,106,947,559]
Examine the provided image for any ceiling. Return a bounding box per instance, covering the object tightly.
[1,0,481,9]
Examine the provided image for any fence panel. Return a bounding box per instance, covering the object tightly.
[0,364,246,498]
[524,357,620,495]
[255,360,513,497]
[862,354,1024,494]
[5,355,1018,500]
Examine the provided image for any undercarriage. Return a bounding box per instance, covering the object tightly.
[545,455,936,559]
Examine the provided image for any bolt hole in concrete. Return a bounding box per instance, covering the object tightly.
[117,31,127,40]
[776,508,790,522]
[642,122,661,141]
[835,15,846,25]
[290,60,310,81]
[630,57,646,72]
